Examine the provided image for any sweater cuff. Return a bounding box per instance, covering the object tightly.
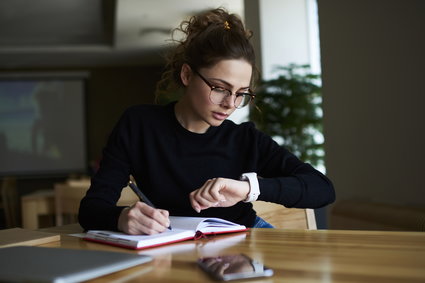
[111,206,127,231]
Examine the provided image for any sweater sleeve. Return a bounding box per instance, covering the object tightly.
[252,125,335,208]
[78,109,134,231]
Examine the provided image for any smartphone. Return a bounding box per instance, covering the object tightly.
[197,254,274,281]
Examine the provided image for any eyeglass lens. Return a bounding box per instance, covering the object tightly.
[210,88,252,108]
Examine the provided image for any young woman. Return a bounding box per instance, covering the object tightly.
[78,8,335,235]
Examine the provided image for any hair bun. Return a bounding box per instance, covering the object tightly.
[155,8,258,101]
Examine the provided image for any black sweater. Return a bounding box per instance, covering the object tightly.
[79,102,335,230]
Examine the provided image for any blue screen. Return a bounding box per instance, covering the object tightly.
[0,79,87,176]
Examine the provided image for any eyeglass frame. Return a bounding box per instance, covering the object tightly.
[192,68,256,109]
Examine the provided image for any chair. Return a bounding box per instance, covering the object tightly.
[54,179,317,229]
[21,190,55,229]
[253,201,317,230]
[1,177,19,228]
[54,179,139,226]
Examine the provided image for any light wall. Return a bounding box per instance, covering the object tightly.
[245,0,314,79]
[318,0,425,207]
[244,0,330,227]
[259,0,311,79]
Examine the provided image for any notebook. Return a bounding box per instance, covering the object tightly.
[0,246,152,283]
[84,216,248,250]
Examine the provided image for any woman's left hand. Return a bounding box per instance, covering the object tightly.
[189,177,250,213]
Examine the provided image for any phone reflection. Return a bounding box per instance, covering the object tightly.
[198,254,263,276]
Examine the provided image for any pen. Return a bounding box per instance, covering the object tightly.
[128,181,172,230]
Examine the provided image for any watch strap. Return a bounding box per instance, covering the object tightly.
[240,172,260,202]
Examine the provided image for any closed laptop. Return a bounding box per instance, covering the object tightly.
[0,246,152,283]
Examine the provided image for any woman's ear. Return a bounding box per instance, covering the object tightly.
[180,63,192,87]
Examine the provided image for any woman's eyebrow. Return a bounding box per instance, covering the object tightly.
[209,77,251,90]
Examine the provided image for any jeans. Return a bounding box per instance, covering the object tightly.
[253,216,274,228]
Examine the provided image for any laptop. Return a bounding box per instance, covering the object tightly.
[0,246,152,283]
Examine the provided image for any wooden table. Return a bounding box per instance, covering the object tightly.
[39,224,425,282]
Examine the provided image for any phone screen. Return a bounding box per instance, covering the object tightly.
[197,254,273,281]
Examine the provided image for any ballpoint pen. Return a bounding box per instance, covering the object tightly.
[128,181,172,230]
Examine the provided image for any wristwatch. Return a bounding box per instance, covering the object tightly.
[240,172,260,202]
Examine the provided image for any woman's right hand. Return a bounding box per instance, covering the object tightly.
[117,202,170,235]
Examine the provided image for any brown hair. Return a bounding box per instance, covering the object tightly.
[155,8,258,102]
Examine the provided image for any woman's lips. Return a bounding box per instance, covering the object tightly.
[212,111,229,120]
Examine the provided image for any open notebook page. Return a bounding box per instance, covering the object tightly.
[169,216,246,233]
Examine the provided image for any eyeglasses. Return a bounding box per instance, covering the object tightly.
[193,69,255,109]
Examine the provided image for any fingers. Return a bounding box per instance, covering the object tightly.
[190,178,227,213]
[201,257,230,275]
[190,179,216,212]
[118,202,171,235]
[190,177,251,213]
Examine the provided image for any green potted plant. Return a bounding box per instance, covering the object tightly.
[250,64,324,168]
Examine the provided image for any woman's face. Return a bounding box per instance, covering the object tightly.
[180,59,252,132]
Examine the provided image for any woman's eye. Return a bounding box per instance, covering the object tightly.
[213,87,230,94]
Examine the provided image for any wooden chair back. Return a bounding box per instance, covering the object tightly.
[1,177,18,228]
[54,179,317,229]
[54,179,138,226]
[253,201,317,230]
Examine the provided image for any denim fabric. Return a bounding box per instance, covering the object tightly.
[253,216,274,228]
